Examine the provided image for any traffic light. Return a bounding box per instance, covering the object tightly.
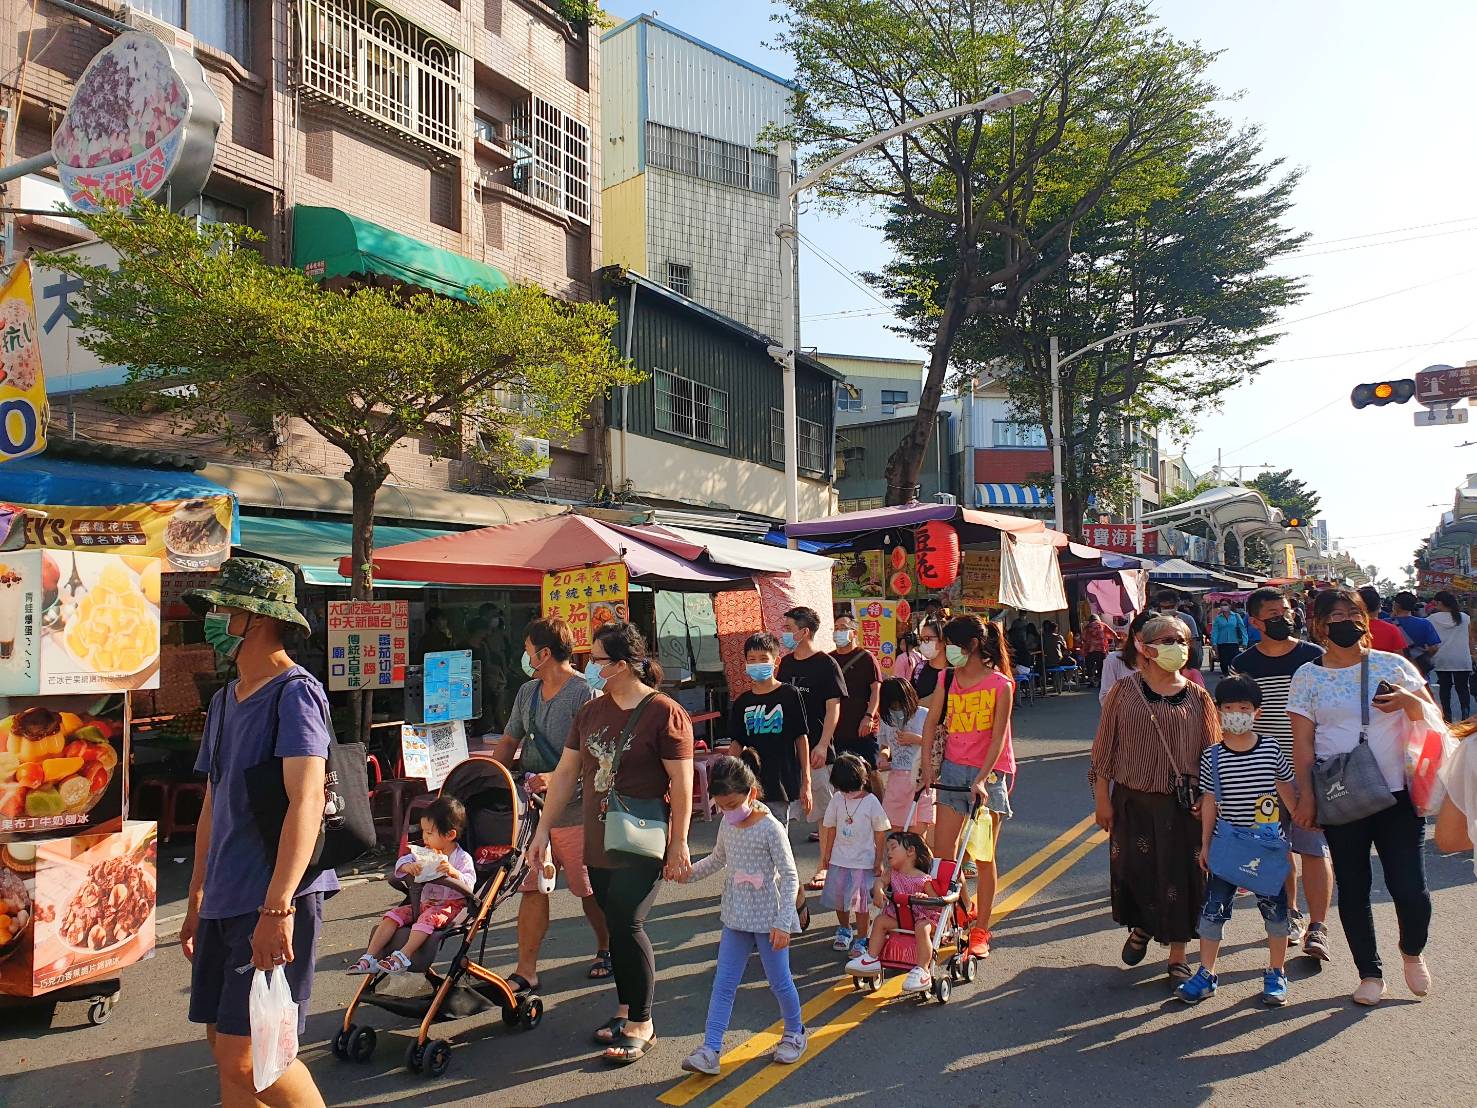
[1351,379,1415,408]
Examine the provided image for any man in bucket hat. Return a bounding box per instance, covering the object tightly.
[180,558,334,1108]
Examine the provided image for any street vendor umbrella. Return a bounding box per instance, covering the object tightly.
[348,511,752,589]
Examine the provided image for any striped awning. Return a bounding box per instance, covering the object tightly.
[977,483,1051,508]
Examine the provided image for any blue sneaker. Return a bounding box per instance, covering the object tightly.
[832,927,854,952]
[1174,967,1218,1005]
[1262,968,1289,1007]
[850,937,869,958]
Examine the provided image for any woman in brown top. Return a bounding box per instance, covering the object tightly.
[1091,614,1219,981]
[528,621,694,1064]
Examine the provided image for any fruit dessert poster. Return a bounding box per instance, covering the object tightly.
[0,551,42,697]
[0,694,126,842]
[40,551,161,694]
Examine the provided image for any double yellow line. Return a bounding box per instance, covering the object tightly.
[659,813,1107,1108]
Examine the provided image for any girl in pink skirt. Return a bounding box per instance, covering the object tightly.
[819,753,891,957]
[878,678,934,835]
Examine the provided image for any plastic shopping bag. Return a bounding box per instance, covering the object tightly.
[1400,698,1454,817]
[964,806,996,863]
[249,967,299,1093]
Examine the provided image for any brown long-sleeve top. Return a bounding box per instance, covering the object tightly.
[1089,675,1219,793]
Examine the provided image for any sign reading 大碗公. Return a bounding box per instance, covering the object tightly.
[51,32,222,214]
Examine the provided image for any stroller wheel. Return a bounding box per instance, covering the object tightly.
[520,996,545,1030]
[332,1029,351,1060]
[347,1025,377,1063]
[424,1039,453,1077]
[945,955,961,983]
[500,1005,521,1028]
[867,973,883,993]
[964,956,979,983]
[405,1041,426,1074]
[934,977,952,1004]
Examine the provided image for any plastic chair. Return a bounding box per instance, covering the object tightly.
[162,781,207,842]
[692,756,720,823]
[371,778,429,850]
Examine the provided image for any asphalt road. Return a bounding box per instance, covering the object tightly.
[4,685,1476,1107]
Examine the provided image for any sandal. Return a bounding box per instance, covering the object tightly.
[603,1032,656,1065]
[508,972,540,994]
[347,954,378,975]
[593,1017,627,1045]
[797,902,811,933]
[805,870,827,891]
[1121,928,1151,967]
[587,950,613,980]
[378,950,412,976]
[1167,961,1194,982]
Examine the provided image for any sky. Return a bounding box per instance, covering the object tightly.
[603,0,1477,582]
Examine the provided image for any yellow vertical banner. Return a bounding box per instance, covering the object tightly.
[0,261,48,463]
[542,563,630,651]
[1284,543,1297,578]
[851,598,898,676]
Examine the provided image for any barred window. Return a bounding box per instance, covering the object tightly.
[646,121,698,176]
[665,262,691,298]
[655,369,728,447]
[770,408,827,475]
[751,149,778,196]
[511,96,590,221]
[646,120,776,197]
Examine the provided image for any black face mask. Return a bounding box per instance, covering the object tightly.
[1262,617,1293,641]
[1326,620,1365,648]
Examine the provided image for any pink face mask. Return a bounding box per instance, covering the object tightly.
[723,802,754,825]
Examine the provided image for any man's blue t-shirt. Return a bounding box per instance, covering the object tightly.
[1394,615,1441,658]
[195,665,340,919]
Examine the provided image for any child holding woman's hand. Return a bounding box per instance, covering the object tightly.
[677,753,807,1076]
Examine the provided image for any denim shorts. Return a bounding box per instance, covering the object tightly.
[188,893,323,1037]
[1199,873,1289,941]
[1280,804,1331,858]
[937,760,1013,818]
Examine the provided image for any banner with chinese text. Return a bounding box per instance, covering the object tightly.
[17,496,234,572]
[1082,524,1158,555]
[541,563,629,652]
[960,550,1002,612]
[0,261,47,463]
[327,600,408,690]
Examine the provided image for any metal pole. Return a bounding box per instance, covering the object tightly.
[0,151,58,188]
[1050,334,1065,532]
[777,139,801,535]
[1134,489,1144,554]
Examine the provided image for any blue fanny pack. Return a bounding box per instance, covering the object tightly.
[1205,744,1291,898]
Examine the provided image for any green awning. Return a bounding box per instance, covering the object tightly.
[236,516,461,588]
[291,206,511,301]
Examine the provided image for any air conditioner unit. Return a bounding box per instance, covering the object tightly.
[516,435,551,479]
[935,492,958,505]
[120,5,195,50]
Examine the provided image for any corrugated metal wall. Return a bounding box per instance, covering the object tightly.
[643,22,792,146]
[835,415,954,502]
[606,277,833,475]
[601,22,642,187]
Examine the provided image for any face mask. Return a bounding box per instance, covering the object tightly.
[1150,642,1189,672]
[203,611,245,661]
[834,630,853,647]
[945,645,966,667]
[919,640,938,660]
[722,801,754,825]
[584,659,611,690]
[1326,620,1365,649]
[1220,710,1256,735]
[887,710,908,727]
[781,631,797,651]
[521,651,537,678]
[1262,617,1292,641]
[745,662,775,683]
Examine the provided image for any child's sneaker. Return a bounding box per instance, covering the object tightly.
[900,966,932,994]
[849,936,869,958]
[845,952,882,977]
[1174,966,1217,1005]
[1302,922,1332,962]
[1262,968,1289,1007]
[680,1046,721,1076]
[831,927,854,952]
[772,1028,808,1065]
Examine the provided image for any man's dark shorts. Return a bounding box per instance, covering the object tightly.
[188,892,323,1037]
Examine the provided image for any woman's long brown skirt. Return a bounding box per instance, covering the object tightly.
[1108,784,1204,944]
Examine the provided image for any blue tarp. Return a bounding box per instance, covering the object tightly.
[0,456,239,541]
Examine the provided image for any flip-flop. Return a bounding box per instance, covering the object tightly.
[805,872,827,891]
[797,902,811,932]
[508,972,541,994]
[587,950,613,979]
[593,1017,627,1045]
[603,1033,656,1065]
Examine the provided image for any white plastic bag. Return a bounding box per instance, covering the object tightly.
[248,967,299,1093]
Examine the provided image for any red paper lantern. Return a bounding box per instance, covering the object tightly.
[915,521,960,590]
[890,571,914,597]
[890,545,907,571]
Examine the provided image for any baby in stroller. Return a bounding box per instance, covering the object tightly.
[350,796,476,975]
[844,831,944,993]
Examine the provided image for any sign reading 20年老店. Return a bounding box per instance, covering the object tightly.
[542,564,629,651]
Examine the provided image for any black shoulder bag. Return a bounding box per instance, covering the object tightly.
[210,674,376,881]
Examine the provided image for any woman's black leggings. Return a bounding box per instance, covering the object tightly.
[1437,670,1472,722]
[588,859,665,1023]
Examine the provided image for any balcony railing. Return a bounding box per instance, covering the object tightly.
[295,0,461,155]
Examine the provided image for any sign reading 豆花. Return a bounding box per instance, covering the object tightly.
[541,564,629,651]
[0,262,47,463]
[327,600,408,691]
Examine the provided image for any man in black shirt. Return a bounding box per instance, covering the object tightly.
[776,605,845,870]
[729,631,813,824]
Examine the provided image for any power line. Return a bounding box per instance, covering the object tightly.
[1275,266,1477,328]
[1298,215,1477,249]
[796,232,891,311]
[1293,223,1477,259]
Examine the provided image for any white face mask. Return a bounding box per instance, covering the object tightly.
[1219,710,1256,735]
[919,640,938,660]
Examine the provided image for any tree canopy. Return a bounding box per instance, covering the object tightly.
[1247,468,1321,523]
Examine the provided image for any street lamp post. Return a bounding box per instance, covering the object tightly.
[1048,316,1205,535]
[773,88,1037,531]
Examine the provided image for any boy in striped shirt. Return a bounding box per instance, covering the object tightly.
[1177,677,1298,1008]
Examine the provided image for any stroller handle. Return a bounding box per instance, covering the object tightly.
[909,890,961,909]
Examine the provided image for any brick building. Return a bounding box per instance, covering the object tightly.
[1,0,604,502]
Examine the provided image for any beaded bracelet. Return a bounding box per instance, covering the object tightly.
[259,904,296,918]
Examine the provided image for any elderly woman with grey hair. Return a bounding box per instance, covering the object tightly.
[1090,613,1220,982]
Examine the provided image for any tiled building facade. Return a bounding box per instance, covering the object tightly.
[1,0,604,500]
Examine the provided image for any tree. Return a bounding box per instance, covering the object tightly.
[1248,469,1320,522]
[41,201,636,733]
[875,124,1306,534]
[776,0,1223,504]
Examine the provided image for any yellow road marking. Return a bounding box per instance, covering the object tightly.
[658,984,853,1106]
[703,821,1110,1105]
[994,813,1098,892]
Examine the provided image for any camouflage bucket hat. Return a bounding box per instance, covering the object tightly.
[183,556,310,631]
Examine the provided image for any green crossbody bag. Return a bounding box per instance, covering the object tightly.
[601,693,669,861]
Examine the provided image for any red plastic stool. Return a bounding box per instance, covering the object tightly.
[131,777,170,823]
[162,781,207,842]
[372,778,428,850]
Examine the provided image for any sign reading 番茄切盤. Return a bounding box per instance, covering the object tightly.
[0,262,47,463]
[327,600,408,690]
[541,564,629,651]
